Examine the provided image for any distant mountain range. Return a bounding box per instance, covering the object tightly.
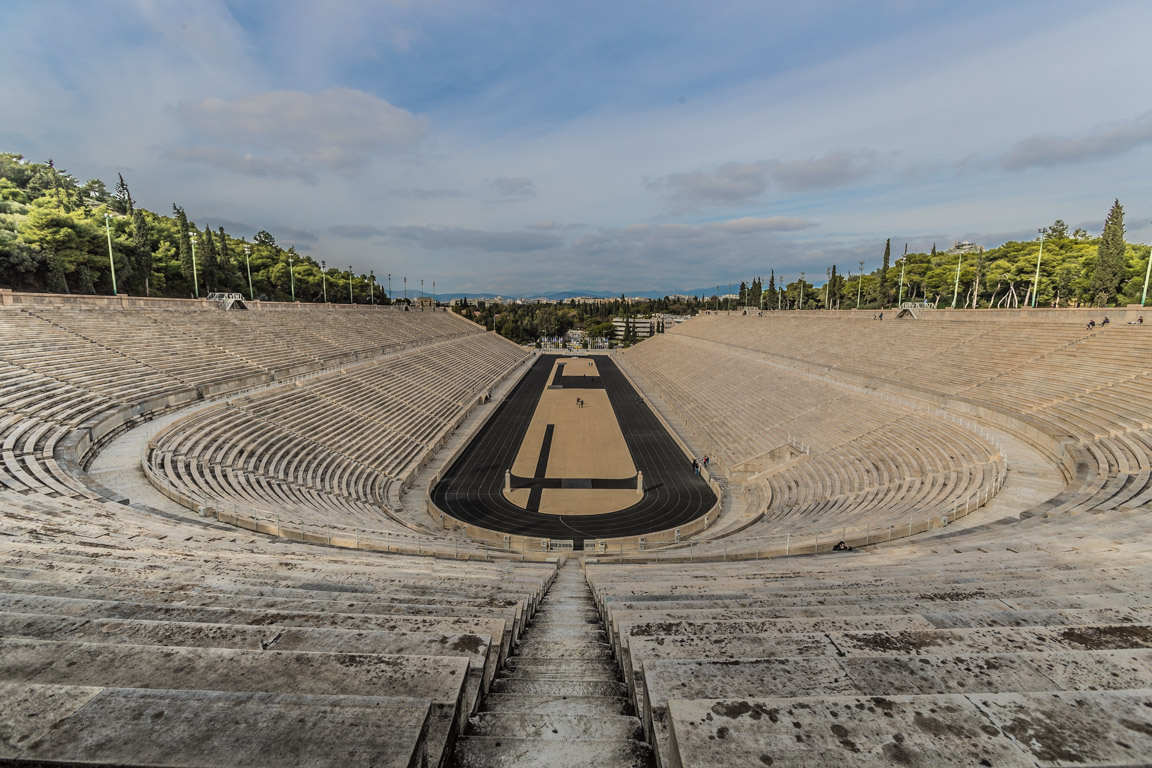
[433,287,733,302]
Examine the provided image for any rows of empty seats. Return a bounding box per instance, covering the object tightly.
[0,300,555,766]
[145,333,528,532]
[621,332,1003,542]
[593,312,1152,764]
[0,484,554,767]
[586,524,1152,767]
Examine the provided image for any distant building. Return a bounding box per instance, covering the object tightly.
[946,241,985,255]
[612,316,654,340]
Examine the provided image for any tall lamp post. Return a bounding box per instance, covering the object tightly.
[420,279,424,310]
[348,266,354,304]
[798,273,805,311]
[857,260,865,309]
[433,281,436,307]
[825,267,831,309]
[189,232,199,299]
[369,270,375,304]
[897,244,907,308]
[103,213,118,296]
[1031,232,1044,308]
[951,252,963,309]
[1137,213,1151,308]
[321,260,327,302]
[243,243,254,300]
[404,277,407,304]
[387,273,392,306]
[288,255,296,302]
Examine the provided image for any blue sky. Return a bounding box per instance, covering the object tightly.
[2,0,1151,295]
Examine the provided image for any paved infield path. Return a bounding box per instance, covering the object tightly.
[430,355,716,544]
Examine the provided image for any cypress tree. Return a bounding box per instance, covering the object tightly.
[132,210,152,297]
[112,173,134,215]
[218,227,238,292]
[173,205,194,293]
[878,239,891,305]
[201,226,219,294]
[1091,198,1126,306]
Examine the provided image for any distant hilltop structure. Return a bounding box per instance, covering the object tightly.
[946,240,985,255]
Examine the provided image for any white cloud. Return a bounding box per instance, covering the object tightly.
[489,176,536,198]
[175,88,426,175]
[768,150,881,192]
[648,161,772,213]
[1002,113,1152,170]
[386,225,562,252]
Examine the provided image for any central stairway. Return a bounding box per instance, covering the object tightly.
[452,559,654,767]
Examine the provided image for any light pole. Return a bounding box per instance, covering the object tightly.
[433,281,436,307]
[857,260,865,308]
[951,252,963,309]
[897,244,907,308]
[798,273,804,311]
[421,279,424,310]
[404,277,407,304]
[321,260,327,302]
[243,243,254,300]
[288,255,296,302]
[348,266,354,304]
[189,231,199,299]
[825,267,831,309]
[369,270,375,304]
[1031,232,1044,308]
[1143,221,1152,306]
[103,213,118,296]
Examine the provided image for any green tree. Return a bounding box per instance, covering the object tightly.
[877,238,891,306]
[1091,199,1125,306]
[132,209,153,296]
[172,205,195,295]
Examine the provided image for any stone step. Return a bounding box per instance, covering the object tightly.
[504,658,619,680]
[0,611,496,717]
[453,736,653,768]
[467,711,643,741]
[490,679,628,697]
[0,637,468,764]
[515,640,612,659]
[518,627,606,643]
[1,682,432,768]
[666,690,1152,768]
[480,693,634,716]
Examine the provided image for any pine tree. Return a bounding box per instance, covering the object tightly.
[217,227,238,292]
[112,173,134,215]
[830,264,839,308]
[43,255,68,294]
[76,262,95,294]
[173,205,194,293]
[201,226,219,294]
[877,239,891,306]
[1091,198,1126,306]
[132,210,152,296]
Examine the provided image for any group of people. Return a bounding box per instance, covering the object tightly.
[691,455,710,475]
[1087,316,1110,330]
[872,312,884,320]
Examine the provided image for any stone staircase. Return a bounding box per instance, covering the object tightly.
[452,560,653,767]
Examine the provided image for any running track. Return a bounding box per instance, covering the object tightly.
[430,355,716,545]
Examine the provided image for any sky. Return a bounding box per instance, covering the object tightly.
[2,0,1151,296]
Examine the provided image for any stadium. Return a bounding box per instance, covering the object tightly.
[1,290,1150,767]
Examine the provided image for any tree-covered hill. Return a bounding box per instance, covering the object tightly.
[0,153,384,302]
